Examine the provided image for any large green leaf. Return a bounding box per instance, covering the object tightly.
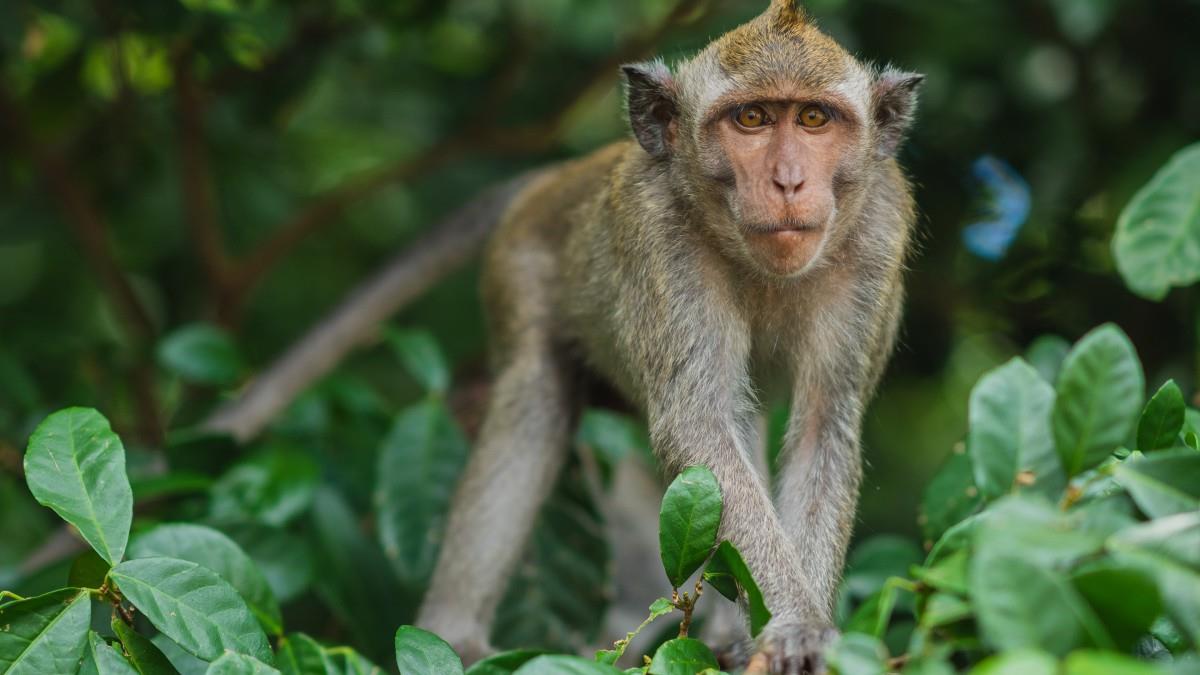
[969,649,1057,675]
[0,588,91,674]
[310,488,408,662]
[205,652,281,675]
[1063,650,1166,675]
[129,524,280,636]
[1070,563,1162,651]
[492,461,610,653]
[1108,511,1200,647]
[394,626,463,675]
[919,449,982,543]
[157,323,243,387]
[647,638,718,675]
[220,522,314,603]
[1112,448,1200,517]
[112,616,177,675]
[1112,142,1200,300]
[1024,335,1071,385]
[702,541,770,637]
[967,357,1061,499]
[658,466,722,588]
[110,557,273,664]
[1137,380,1186,452]
[81,631,139,675]
[1052,325,1144,476]
[375,398,469,587]
[326,646,384,675]
[23,407,133,565]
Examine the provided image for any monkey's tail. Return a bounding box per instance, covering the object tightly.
[202,170,543,443]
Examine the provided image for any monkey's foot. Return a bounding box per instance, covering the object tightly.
[752,622,838,675]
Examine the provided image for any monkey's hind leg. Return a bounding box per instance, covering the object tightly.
[415,344,577,663]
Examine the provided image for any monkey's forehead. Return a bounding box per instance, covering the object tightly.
[711,14,853,92]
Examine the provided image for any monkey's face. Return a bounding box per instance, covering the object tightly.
[704,93,862,277]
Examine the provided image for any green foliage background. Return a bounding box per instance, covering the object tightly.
[1,0,1200,673]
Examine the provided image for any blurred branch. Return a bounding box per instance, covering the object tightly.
[173,51,236,310]
[0,88,166,444]
[218,0,708,317]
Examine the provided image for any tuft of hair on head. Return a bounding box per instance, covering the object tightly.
[768,0,809,35]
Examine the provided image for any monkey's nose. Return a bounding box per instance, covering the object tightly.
[772,174,804,201]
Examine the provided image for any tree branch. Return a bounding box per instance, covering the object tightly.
[0,88,165,443]
[174,51,235,308]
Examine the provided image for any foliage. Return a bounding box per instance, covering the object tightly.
[2,1,1200,674]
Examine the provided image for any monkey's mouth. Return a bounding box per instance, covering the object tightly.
[743,218,822,236]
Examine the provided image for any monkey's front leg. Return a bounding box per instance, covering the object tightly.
[646,392,825,675]
[766,385,867,674]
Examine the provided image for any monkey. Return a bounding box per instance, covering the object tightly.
[413,2,922,673]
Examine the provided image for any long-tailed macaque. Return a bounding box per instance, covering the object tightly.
[416,2,922,672]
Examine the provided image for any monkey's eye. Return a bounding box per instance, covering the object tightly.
[734,104,769,129]
[798,104,829,128]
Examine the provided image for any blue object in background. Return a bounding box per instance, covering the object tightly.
[961,155,1031,261]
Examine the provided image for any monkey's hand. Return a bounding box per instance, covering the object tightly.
[752,621,838,675]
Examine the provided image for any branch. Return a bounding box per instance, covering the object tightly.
[0,88,165,443]
[202,174,538,442]
[174,51,235,304]
[221,0,708,308]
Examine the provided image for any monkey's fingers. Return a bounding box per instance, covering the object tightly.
[744,652,770,674]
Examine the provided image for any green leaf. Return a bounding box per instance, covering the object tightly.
[1108,511,1200,647]
[647,638,717,675]
[575,409,651,465]
[918,593,971,629]
[158,323,243,386]
[511,655,623,674]
[205,652,281,675]
[1024,335,1071,384]
[968,649,1057,675]
[277,633,332,675]
[1137,380,1186,452]
[110,557,273,664]
[1071,563,1162,651]
[81,631,139,675]
[826,633,887,675]
[220,522,314,604]
[23,407,133,565]
[130,523,283,636]
[1112,141,1200,300]
[375,398,470,587]
[492,461,611,653]
[968,358,1063,499]
[0,588,91,675]
[1062,650,1164,675]
[658,466,722,588]
[112,616,177,675]
[385,328,451,394]
[1052,324,1144,476]
[843,536,923,600]
[210,450,319,527]
[394,626,463,675]
[918,449,982,544]
[310,488,408,661]
[844,578,912,638]
[465,650,545,675]
[1112,448,1200,517]
[702,540,771,637]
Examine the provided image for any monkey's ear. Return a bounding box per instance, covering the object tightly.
[622,60,678,159]
[872,68,924,158]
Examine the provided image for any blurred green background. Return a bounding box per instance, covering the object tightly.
[1,0,1199,661]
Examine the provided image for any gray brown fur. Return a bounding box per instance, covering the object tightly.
[417,2,921,673]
